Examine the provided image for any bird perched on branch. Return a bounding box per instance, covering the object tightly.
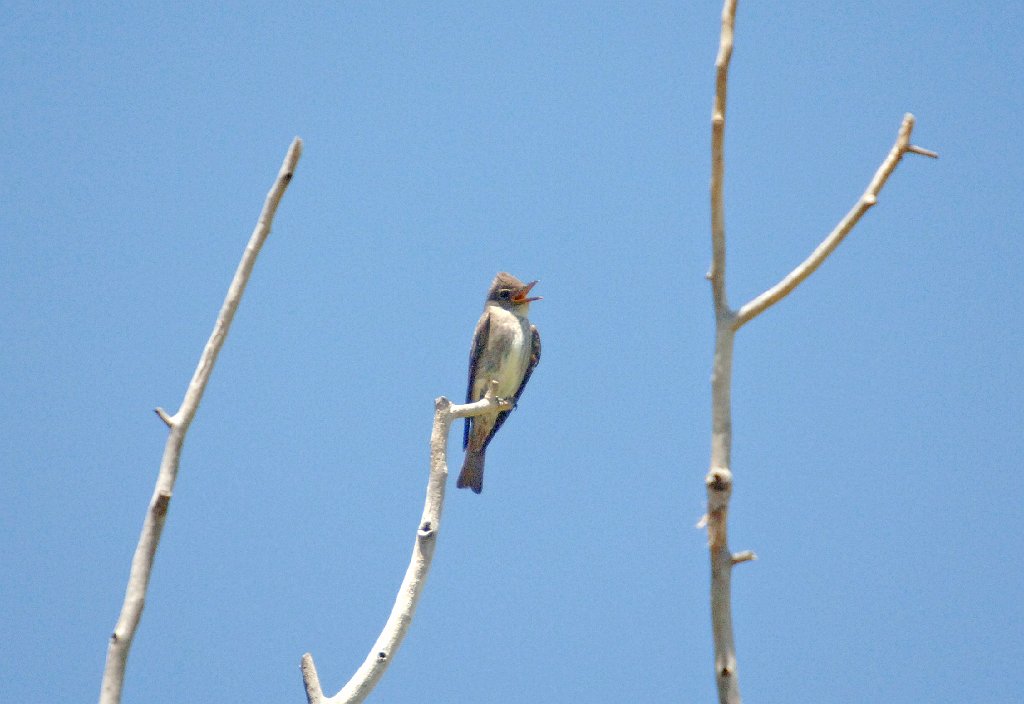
[457,272,542,494]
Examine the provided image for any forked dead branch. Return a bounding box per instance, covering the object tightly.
[301,382,511,704]
[99,4,938,703]
[702,2,936,703]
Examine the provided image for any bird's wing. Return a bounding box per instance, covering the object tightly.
[487,323,541,441]
[463,311,491,450]
[513,324,541,407]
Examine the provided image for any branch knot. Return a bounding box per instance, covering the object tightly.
[705,467,733,493]
[153,493,171,517]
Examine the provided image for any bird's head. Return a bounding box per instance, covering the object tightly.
[487,272,541,312]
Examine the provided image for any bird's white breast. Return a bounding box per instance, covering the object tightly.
[479,305,531,399]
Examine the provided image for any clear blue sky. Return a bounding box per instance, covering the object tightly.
[2,2,1021,702]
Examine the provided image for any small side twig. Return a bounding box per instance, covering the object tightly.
[301,381,510,704]
[731,551,757,565]
[734,115,938,329]
[99,137,303,704]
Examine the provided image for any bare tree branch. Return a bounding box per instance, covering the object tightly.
[705,2,743,702]
[702,1,935,702]
[301,381,511,704]
[708,0,737,318]
[734,115,938,329]
[99,137,303,704]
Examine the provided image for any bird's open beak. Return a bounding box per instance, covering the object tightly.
[512,280,542,303]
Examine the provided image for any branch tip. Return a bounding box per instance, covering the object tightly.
[732,550,757,565]
[154,407,174,427]
[286,137,304,164]
[907,144,939,159]
[301,652,323,704]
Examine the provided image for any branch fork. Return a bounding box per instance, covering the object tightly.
[301,381,508,704]
[703,2,935,703]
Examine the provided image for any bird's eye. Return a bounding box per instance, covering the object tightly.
[498,289,511,300]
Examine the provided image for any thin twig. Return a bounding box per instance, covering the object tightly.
[99,137,303,704]
[731,551,757,565]
[734,115,937,328]
[301,382,510,704]
[708,0,737,317]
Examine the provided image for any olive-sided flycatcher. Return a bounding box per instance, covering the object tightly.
[457,272,542,494]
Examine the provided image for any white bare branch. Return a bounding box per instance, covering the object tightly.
[708,0,737,318]
[702,1,934,702]
[705,1,743,701]
[734,115,938,328]
[99,137,303,704]
[301,381,510,704]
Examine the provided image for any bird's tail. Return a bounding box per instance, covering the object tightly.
[457,450,486,494]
